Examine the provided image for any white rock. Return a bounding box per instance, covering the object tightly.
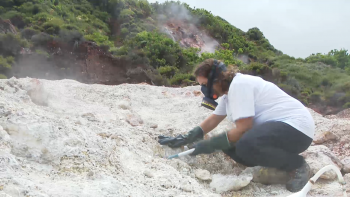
[195,169,211,181]
[209,173,253,193]
[144,170,154,178]
[302,145,342,180]
[342,157,350,173]
[181,184,192,192]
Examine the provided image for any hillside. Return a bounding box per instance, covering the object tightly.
[0,0,350,114]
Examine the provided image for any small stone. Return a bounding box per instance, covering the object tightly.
[342,157,350,173]
[195,169,212,181]
[110,134,119,139]
[87,171,94,177]
[98,132,111,138]
[81,113,98,122]
[185,91,192,97]
[125,114,143,126]
[144,170,154,178]
[119,104,129,110]
[150,124,158,129]
[181,184,192,192]
[193,90,202,97]
[313,131,338,144]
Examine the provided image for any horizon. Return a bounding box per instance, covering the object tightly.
[148,0,350,59]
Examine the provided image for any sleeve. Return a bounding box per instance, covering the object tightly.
[212,95,227,116]
[228,82,255,122]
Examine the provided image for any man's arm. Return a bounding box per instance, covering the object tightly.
[227,117,253,142]
[199,114,226,135]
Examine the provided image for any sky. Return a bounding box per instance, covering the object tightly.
[148,0,350,59]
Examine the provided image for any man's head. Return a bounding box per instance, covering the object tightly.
[193,58,237,110]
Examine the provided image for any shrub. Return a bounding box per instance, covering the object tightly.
[310,92,322,103]
[343,102,350,109]
[158,66,178,78]
[0,74,7,79]
[84,32,114,47]
[169,73,194,85]
[21,28,40,39]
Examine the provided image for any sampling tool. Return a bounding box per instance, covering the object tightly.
[167,148,195,159]
[287,164,347,197]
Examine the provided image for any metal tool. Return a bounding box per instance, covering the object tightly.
[167,148,195,159]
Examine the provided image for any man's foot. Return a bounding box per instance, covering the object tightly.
[286,159,312,192]
[252,167,290,185]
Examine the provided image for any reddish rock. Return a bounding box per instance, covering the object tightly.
[14,40,154,86]
[193,90,202,97]
[313,131,338,144]
[0,18,17,34]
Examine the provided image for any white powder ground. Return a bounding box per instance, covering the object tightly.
[0,77,347,197]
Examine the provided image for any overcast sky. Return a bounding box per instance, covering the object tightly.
[148,0,350,58]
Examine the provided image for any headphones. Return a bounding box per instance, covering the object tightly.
[200,59,227,110]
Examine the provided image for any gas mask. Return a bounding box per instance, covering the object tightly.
[200,60,227,110]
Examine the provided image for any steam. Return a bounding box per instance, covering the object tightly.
[162,26,175,42]
[200,34,219,54]
[12,30,87,82]
[236,54,250,64]
[155,3,219,54]
[156,3,199,23]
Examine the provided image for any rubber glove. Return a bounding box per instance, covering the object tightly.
[190,131,234,156]
[158,126,204,148]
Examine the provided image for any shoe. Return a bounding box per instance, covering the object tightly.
[286,159,312,192]
[252,167,290,185]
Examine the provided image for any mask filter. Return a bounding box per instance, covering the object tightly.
[201,96,218,110]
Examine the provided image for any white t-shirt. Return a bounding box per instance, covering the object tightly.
[213,73,315,139]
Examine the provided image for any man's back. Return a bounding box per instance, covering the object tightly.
[229,73,315,139]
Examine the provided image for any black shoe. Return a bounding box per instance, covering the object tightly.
[286,159,312,192]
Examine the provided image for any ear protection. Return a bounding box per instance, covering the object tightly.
[200,59,227,110]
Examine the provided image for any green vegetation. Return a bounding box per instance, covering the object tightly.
[0,0,350,111]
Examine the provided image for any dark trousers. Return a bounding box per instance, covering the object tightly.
[222,121,313,172]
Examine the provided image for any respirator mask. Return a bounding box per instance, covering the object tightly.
[200,59,227,110]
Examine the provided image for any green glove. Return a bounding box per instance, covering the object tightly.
[158,126,204,148]
[190,131,234,156]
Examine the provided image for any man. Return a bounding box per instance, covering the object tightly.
[158,58,315,193]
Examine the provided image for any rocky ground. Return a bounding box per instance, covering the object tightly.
[0,77,349,197]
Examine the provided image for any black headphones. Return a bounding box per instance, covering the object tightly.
[200,59,227,110]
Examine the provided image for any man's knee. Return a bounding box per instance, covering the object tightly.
[235,137,258,162]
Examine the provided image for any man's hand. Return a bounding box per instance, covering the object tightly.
[158,126,204,148]
[158,114,226,148]
[190,131,234,156]
[190,140,216,155]
[190,117,254,156]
